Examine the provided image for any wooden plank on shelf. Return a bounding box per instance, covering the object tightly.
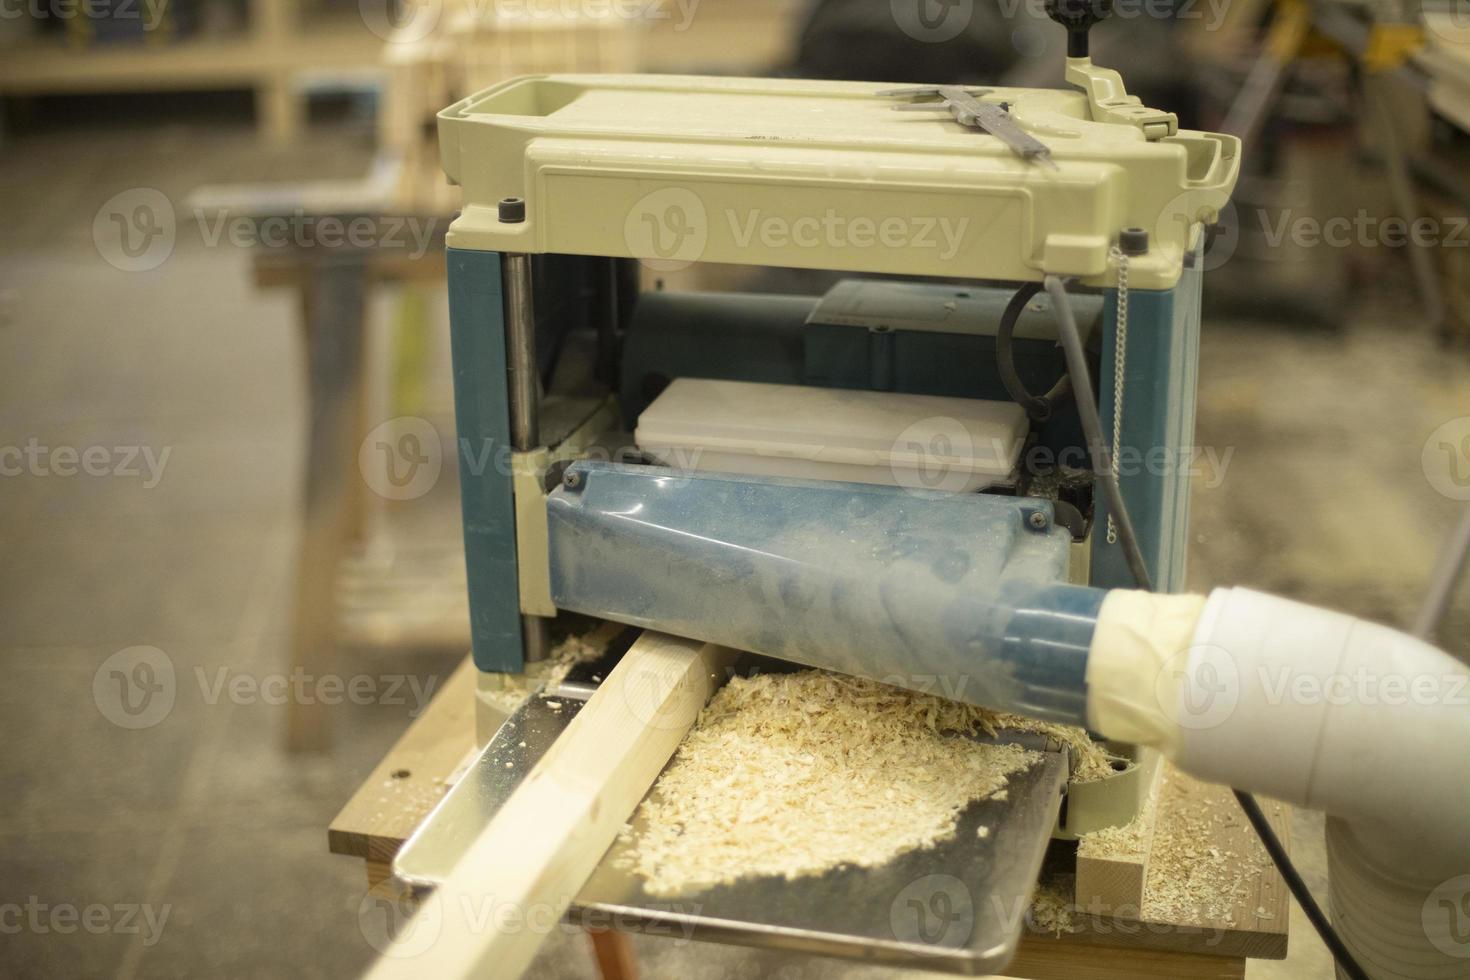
[0,17,381,94]
[0,38,265,91]
[365,632,734,980]
[328,654,478,865]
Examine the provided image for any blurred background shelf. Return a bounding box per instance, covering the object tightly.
[0,0,383,142]
[0,0,804,145]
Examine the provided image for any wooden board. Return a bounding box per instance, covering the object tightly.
[1075,760,1165,914]
[365,633,735,980]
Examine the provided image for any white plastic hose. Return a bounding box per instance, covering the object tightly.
[1087,587,1470,977]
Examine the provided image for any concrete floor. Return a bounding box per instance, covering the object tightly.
[1,117,1465,980]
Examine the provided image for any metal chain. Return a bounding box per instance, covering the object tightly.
[1106,246,1129,545]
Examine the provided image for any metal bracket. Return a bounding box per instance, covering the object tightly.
[1064,58,1178,140]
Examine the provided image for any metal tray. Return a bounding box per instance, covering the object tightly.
[394,643,1068,975]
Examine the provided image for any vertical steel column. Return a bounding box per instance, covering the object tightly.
[501,253,550,663]
[503,253,541,453]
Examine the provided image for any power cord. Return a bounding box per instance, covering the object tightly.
[1233,789,1369,980]
[1042,273,1372,980]
[996,281,1072,422]
[1043,276,1153,591]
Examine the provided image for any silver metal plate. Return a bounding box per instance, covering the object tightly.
[806,278,1103,341]
[394,645,1067,975]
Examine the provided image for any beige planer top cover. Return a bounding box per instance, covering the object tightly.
[437,73,1239,290]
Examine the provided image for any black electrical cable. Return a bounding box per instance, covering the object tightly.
[1042,276,1153,591]
[1042,274,1372,980]
[996,282,1073,422]
[1233,789,1370,980]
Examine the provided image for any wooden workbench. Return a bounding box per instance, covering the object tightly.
[330,656,1289,979]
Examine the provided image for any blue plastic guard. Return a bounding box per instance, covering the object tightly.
[547,462,1105,726]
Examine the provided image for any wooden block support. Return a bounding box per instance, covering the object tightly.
[1008,938,1246,980]
[364,632,734,980]
[1075,760,1165,913]
[1061,768,1291,962]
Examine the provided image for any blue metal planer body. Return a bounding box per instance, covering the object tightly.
[432,72,1234,720]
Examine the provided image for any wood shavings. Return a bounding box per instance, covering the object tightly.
[1078,784,1158,862]
[541,634,603,689]
[1139,768,1272,926]
[616,670,1042,897]
[986,713,1117,783]
[480,682,534,717]
[1029,877,1082,936]
[478,632,608,716]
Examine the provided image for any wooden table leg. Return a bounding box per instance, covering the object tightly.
[286,254,368,751]
[586,929,638,980]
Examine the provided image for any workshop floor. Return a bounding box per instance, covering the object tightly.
[1,114,1465,980]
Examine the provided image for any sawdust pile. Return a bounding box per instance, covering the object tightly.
[1029,877,1083,936]
[617,670,1044,897]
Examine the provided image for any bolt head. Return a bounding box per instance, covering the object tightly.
[1028,511,1049,529]
[498,197,526,223]
[1119,226,1150,256]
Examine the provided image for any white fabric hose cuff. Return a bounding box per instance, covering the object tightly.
[1085,589,1208,754]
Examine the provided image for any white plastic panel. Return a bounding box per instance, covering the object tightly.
[634,378,1026,492]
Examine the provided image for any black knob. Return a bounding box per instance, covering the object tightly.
[1119,227,1149,255]
[1044,0,1112,57]
[498,197,526,223]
